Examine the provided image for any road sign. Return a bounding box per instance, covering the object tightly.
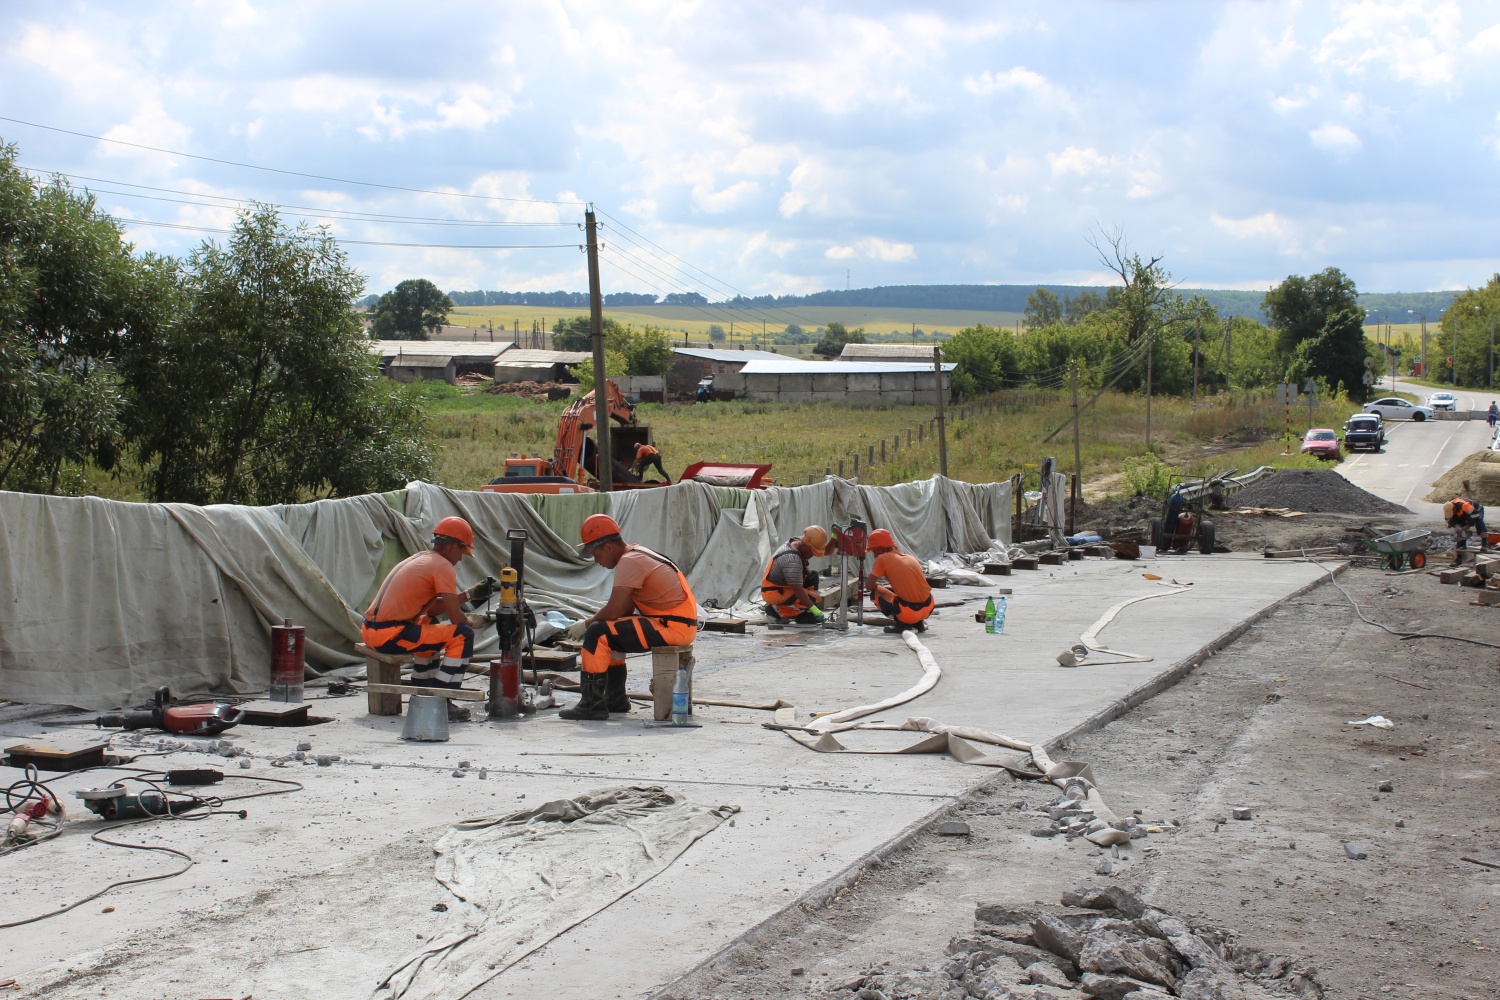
[1362,370,1375,384]
[1303,378,1318,395]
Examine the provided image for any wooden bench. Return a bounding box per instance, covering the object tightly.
[355,643,487,716]
[648,644,695,722]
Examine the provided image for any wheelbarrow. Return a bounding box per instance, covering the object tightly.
[1363,528,1431,570]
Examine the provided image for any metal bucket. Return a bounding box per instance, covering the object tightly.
[401,694,450,742]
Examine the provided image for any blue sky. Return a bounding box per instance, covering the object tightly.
[3,1,1499,298]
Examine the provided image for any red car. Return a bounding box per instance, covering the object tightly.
[1301,428,1342,461]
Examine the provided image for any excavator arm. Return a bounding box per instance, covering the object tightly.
[552,379,637,484]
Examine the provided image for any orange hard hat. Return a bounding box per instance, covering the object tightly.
[433,515,474,552]
[578,513,623,556]
[800,525,833,557]
[868,528,896,551]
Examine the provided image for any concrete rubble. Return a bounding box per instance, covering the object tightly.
[836,888,1323,1000]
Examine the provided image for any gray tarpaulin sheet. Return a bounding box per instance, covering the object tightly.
[0,476,1011,709]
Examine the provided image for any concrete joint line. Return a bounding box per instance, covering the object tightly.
[648,560,1351,999]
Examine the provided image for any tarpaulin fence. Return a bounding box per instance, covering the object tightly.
[0,476,1010,709]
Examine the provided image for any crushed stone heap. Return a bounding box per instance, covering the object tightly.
[1232,468,1407,516]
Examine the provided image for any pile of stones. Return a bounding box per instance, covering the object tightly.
[835,887,1321,1000]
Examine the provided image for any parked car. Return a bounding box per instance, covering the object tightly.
[1426,391,1458,411]
[1342,413,1385,452]
[1301,428,1342,461]
[1363,397,1434,421]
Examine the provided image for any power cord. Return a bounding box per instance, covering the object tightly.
[1306,552,1500,650]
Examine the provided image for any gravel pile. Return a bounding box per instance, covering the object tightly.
[839,887,1323,999]
[1232,469,1407,515]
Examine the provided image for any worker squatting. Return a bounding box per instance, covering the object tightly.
[360,514,936,722]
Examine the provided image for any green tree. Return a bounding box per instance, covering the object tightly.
[706,324,727,343]
[1023,288,1062,329]
[813,321,866,358]
[1063,289,1109,326]
[1263,267,1371,400]
[0,142,174,494]
[618,324,673,375]
[370,278,452,340]
[1440,274,1500,388]
[130,207,432,504]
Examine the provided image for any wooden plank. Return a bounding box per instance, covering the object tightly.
[703,618,747,634]
[924,576,950,589]
[1038,552,1065,566]
[1066,549,1085,561]
[1263,546,1340,558]
[981,562,1012,575]
[523,648,579,670]
[1473,590,1500,606]
[1012,557,1040,571]
[364,682,488,702]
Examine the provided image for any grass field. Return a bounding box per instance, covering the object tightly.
[447,304,1023,351]
[424,384,1351,496]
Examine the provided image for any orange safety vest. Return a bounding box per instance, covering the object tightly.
[761,541,808,606]
[626,548,699,627]
[635,443,660,461]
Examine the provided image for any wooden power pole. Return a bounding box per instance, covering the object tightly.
[1069,363,1082,536]
[585,207,610,492]
[933,346,948,478]
[1145,325,1154,450]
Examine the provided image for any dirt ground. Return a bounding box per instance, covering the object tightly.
[659,564,1500,1000]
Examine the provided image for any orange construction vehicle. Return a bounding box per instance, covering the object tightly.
[483,379,662,494]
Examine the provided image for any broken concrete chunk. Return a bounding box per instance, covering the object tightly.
[936,820,971,837]
[1031,914,1084,963]
[1085,828,1132,847]
[1376,779,1393,793]
[1230,807,1252,821]
[1032,827,1061,838]
[976,904,1035,926]
[1176,965,1254,999]
[1076,932,1178,992]
[1025,961,1074,989]
[1095,859,1114,876]
[984,938,1078,978]
[296,740,312,751]
[1343,842,1369,860]
[1061,886,1147,918]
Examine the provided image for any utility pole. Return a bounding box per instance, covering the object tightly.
[1145,325,1154,451]
[1224,318,1232,395]
[933,346,948,478]
[1453,311,1460,387]
[1192,320,1200,405]
[585,207,610,493]
[1490,314,1495,390]
[1069,363,1082,536]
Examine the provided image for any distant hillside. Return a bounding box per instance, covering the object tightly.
[441,284,1461,323]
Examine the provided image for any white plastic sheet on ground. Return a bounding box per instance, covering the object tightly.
[381,786,739,1000]
[0,475,1013,709]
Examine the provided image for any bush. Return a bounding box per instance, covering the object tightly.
[1121,453,1174,499]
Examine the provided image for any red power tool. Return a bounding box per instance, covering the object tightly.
[96,686,243,736]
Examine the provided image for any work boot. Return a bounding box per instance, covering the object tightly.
[559,671,610,721]
[605,663,632,713]
[447,702,472,723]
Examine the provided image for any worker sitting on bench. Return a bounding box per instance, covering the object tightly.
[761,526,832,624]
[865,529,934,633]
[562,514,700,721]
[361,516,487,695]
[630,442,671,483]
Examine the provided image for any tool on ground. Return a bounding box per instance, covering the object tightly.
[73,784,206,821]
[94,687,242,736]
[489,528,537,720]
[4,769,63,847]
[270,618,305,703]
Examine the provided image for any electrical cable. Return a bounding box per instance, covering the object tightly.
[108,215,581,250]
[598,245,781,335]
[1305,552,1500,650]
[0,115,584,206]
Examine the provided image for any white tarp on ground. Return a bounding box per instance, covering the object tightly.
[0,476,1012,709]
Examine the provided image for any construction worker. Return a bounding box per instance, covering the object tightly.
[1445,497,1491,561]
[562,514,699,721]
[761,526,833,624]
[631,442,671,483]
[361,516,489,713]
[864,529,934,633]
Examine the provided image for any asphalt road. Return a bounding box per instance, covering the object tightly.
[1338,412,1493,522]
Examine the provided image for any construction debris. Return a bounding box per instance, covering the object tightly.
[836,888,1323,1000]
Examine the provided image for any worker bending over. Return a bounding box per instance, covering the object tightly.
[762,526,832,624]
[1445,497,1490,561]
[562,514,699,721]
[362,516,487,697]
[630,443,670,483]
[865,529,934,633]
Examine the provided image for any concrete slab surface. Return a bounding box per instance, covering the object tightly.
[0,553,1330,998]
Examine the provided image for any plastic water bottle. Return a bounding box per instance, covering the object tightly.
[992,596,1008,634]
[984,596,996,633]
[671,667,690,725]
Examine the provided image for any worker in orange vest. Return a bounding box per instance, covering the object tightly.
[864,529,934,634]
[362,516,490,718]
[630,442,671,483]
[1445,497,1490,561]
[561,514,699,720]
[761,526,833,624]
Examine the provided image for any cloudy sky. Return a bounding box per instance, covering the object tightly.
[3,1,1498,298]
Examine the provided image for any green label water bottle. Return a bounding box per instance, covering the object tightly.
[984,596,996,633]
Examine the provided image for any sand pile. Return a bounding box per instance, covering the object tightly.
[1424,450,1500,505]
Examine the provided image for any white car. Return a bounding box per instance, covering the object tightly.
[1426,391,1458,411]
[1363,397,1435,421]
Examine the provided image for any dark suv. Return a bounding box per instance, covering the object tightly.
[1343,413,1385,452]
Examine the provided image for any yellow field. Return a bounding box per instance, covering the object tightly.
[447,304,1023,348]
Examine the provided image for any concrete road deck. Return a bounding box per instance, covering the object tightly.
[1,554,1330,998]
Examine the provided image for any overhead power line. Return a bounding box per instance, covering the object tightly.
[0,114,584,206]
[111,216,580,250]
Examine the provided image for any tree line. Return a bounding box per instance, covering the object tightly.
[0,141,430,500]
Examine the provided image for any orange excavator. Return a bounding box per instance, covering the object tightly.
[483,379,649,494]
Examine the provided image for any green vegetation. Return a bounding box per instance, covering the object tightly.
[1437,273,1500,389]
[370,278,453,340]
[0,140,430,501]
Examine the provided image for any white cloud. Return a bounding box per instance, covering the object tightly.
[1315,0,1463,87]
[964,66,1046,95]
[1309,122,1362,154]
[1211,211,1289,239]
[1049,146,1112,177]
[824,238,916,262]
